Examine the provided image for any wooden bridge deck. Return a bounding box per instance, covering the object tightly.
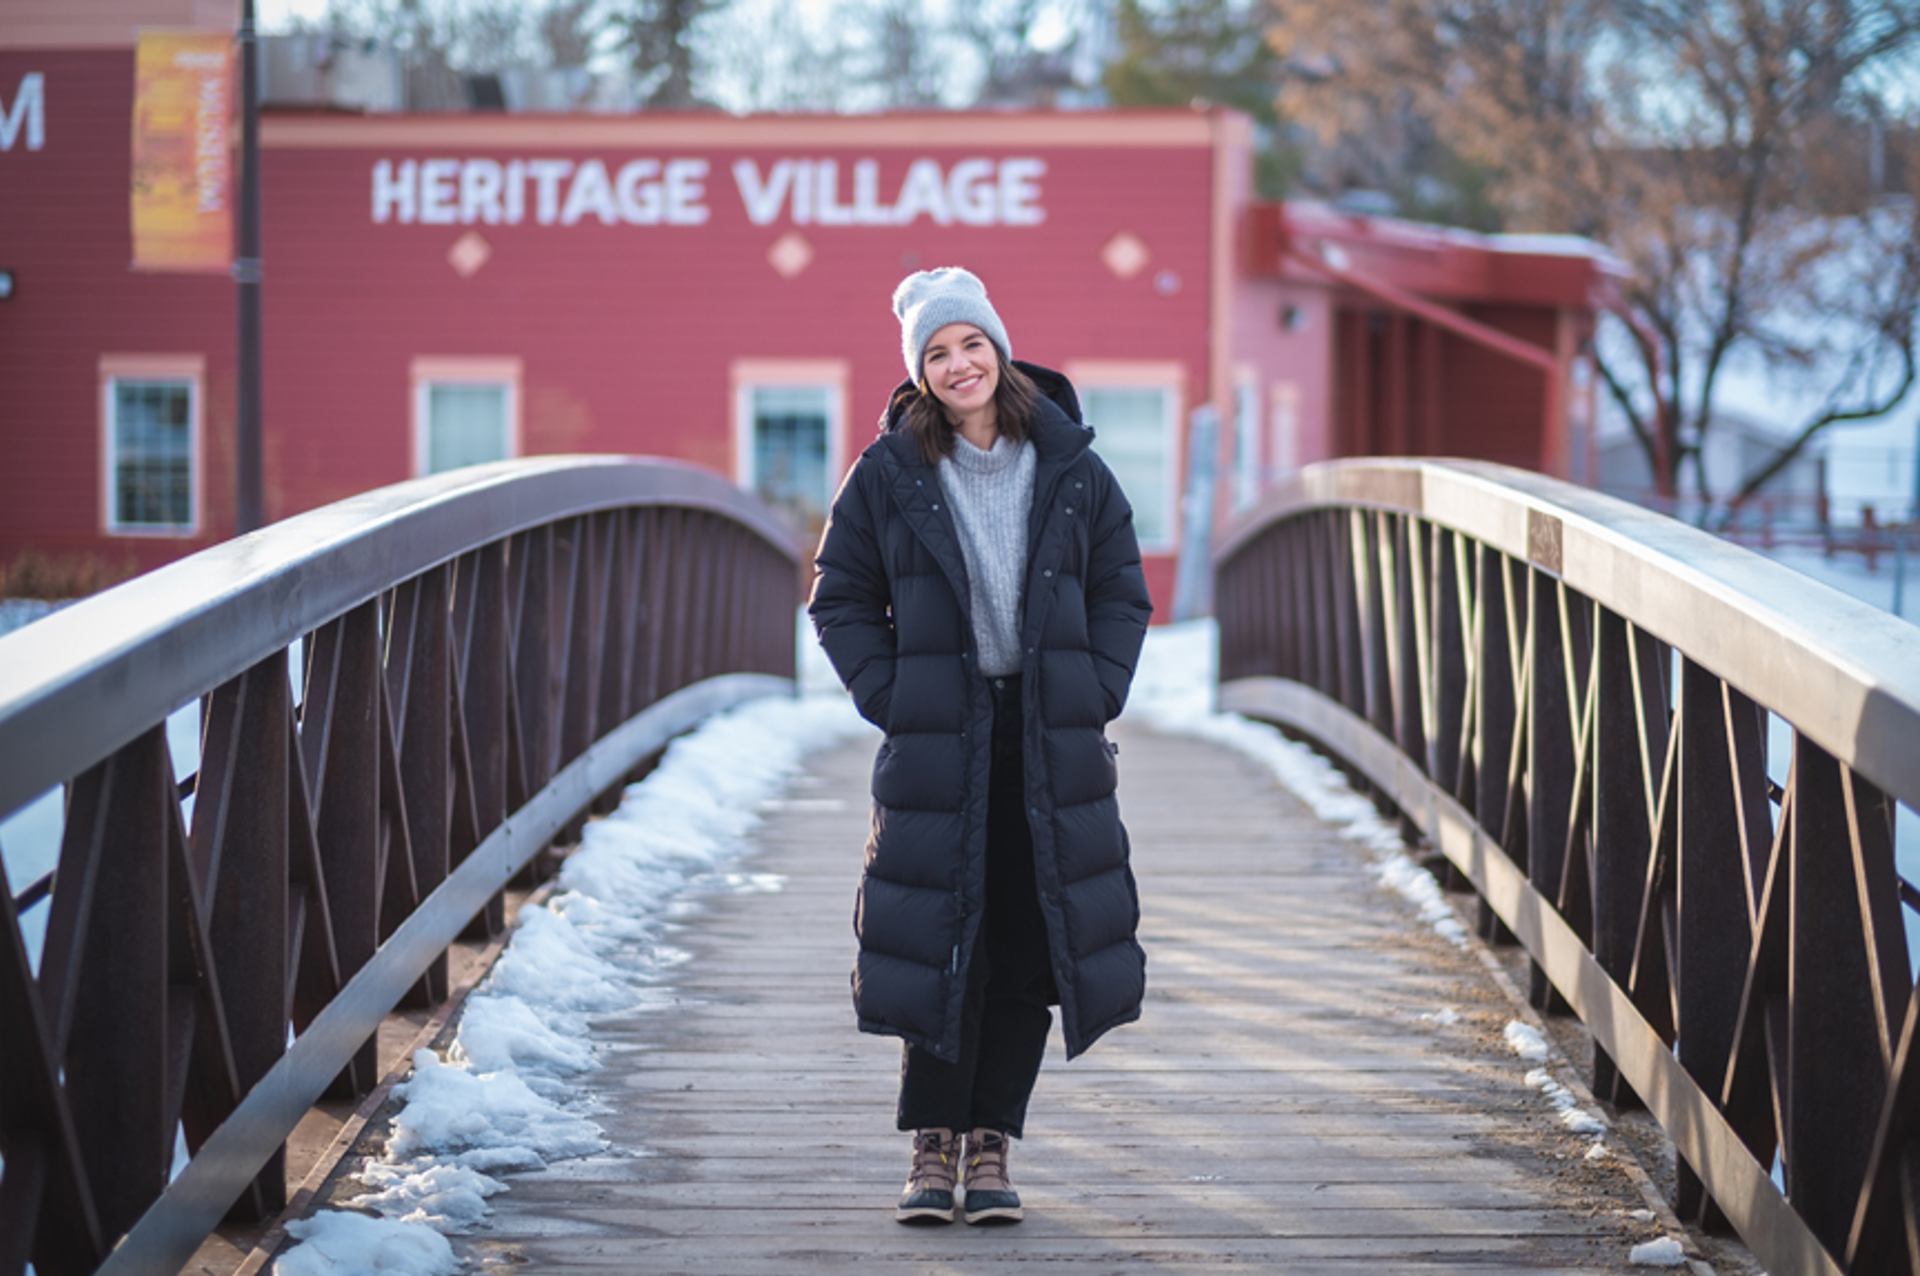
[331,720,1698,1273]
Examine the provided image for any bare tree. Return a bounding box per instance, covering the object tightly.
[451,0,532,69]
[538,0,599,67]
[321,0,462,105]
[610,0,725,107]
[950,0,1084,105]
[1269,0,1920,511]
[693,0,1095,113]
[322,0,443,55]
[860,0,948,108]
[321,0,592,71]
[696,0,864,111]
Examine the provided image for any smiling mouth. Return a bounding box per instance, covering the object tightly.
[950,374,984,392]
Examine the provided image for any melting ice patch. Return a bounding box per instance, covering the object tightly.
[385,1048,606,1167]
[274,689,869,1273]
[1503,1021,1611,1150]
[1374,854,1470,946]
[275,1213,459,1276]
[349,1161,508,1232]
[447,993,596,1090]
[473,905,630,1019]
[1524,1066,1608,1136]
[1502,1020,1550,1062]
[1629,1236,1688,1266]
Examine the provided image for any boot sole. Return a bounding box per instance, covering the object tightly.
[963,1204,1025,1225]
[894,1204,957,1224]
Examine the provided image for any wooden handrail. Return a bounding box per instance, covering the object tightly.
[1215,458,1918,1275]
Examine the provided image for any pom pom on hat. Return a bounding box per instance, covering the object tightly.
[892,267,1013,381]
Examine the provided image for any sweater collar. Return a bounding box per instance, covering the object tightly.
[943,432,1031,476]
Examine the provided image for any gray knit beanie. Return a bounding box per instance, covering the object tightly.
[891,267,1013,382]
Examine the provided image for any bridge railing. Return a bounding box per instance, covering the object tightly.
[1215,459,1920,1276]
[0,457,801,1276]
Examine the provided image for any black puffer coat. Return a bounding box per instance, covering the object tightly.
[808,363,1154,1063]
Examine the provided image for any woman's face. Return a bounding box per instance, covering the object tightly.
[922,323,1000,418]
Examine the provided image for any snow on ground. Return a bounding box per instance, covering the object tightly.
[0,597,60,639]
[1504,1001,1613,1150]
[274,1213,459,1276]
[1594,204,1920,524]
[1374,855,1470,946]
[1629,1236,1690,1267]
[1525,1066,1608,1137]
[274,669,873,1274]
[1760,540,1919,620]
[1502,1021,1551,1063]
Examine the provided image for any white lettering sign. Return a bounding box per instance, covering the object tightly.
[195,72,227,212]
[1,72,45,152]
[731,157,1046,226]
[369,155,1045,228]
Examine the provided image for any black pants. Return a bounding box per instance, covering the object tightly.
[896,673,1055,1138]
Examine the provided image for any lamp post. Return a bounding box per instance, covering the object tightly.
[235,0,263,534]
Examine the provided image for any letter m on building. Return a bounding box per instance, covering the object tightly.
[1,73,45,152]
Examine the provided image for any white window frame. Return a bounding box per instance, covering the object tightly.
[1232,364,1261,512]
[1064,359,1184,554]
[410,356,522,477]
[729,359,848,525]
[100,353,204,537]
[1269,380,1301,482]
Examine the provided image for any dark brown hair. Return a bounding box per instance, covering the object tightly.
[889,350,1040,465]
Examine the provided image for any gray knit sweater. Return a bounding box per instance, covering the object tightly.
[937,433,1035,676]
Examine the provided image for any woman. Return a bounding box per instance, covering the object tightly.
[808,267,1153,1226]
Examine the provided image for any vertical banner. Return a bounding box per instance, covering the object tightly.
[131,30,235,273]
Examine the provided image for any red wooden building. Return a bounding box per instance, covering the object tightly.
[0,6,1621,611]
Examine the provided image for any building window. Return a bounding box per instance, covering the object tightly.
[101,355,202,535]
[731,360,847,534]
[1270,381,1301,480]
[1233,370,1260,511]
[411,357,521,476]
[1069,362,1183,551]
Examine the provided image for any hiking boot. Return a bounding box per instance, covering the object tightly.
[961,1128,1023,1224]
[895,1128,958,1224]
